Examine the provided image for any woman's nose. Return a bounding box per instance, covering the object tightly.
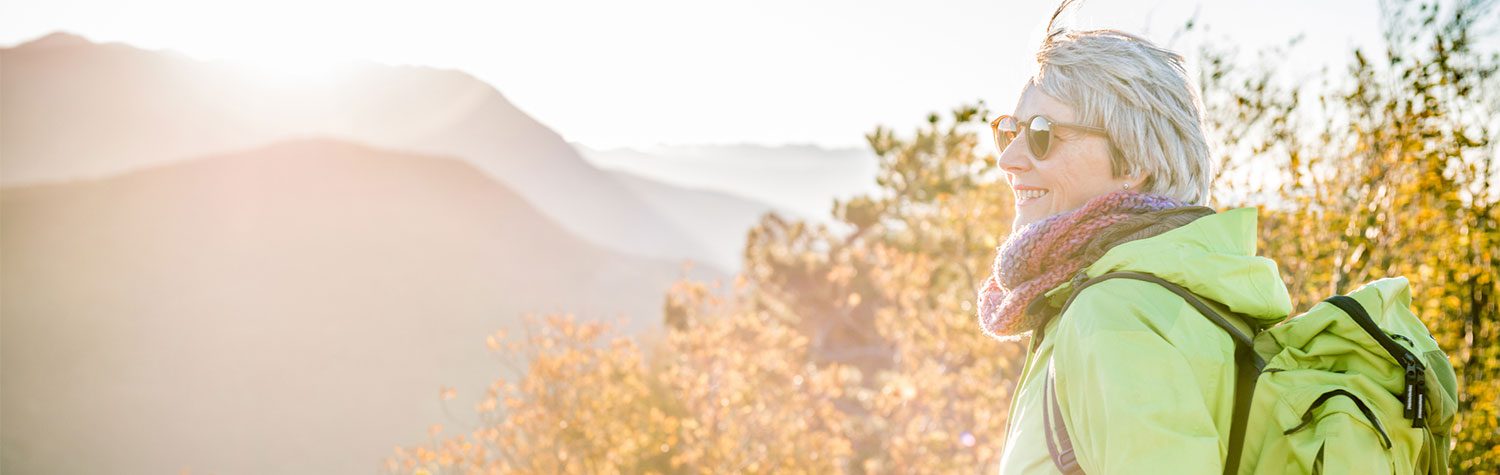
[996,140,1031,174]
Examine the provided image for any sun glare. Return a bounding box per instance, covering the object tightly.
[223,48,353,87]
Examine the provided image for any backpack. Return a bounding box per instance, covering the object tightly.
[1042,271,1459,474]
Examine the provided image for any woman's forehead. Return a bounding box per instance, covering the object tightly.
[1013,86,1077,123]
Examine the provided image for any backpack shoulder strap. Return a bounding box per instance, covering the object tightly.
[1040,271,1261,475]
[1043,360,1085,474]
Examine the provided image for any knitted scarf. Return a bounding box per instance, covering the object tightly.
[976,189,1214,340]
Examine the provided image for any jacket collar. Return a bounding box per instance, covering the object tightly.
[1042,206,1293,326]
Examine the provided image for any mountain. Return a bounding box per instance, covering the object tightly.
[0,139,717,474]
[0,31,716,268]
[606,168,792,270]
[575,142,882,223]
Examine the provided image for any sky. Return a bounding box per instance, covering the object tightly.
[1,0,1385,150]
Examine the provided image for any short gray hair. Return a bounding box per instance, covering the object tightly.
[1028,2,1214,205]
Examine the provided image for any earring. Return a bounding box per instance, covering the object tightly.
[1122,182,1132,190]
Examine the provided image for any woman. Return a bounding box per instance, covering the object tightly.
[976,3,1294,474]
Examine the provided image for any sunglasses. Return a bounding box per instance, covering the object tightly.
[990,114,1111,159]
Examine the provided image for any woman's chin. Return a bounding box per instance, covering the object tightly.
[1013,203,1047,228]
[1012,213,1037,229]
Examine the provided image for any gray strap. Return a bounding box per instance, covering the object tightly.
[1044,359,1084,475]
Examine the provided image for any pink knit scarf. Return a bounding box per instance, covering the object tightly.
[976,190,1193,340]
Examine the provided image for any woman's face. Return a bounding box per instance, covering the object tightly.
[998,86,1140,228]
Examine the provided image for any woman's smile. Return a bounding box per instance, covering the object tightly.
[1015,188,1051,206]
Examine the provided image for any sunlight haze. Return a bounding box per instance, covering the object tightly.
[1,0,1382,149]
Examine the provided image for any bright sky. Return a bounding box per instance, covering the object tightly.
[1,0,1383,150]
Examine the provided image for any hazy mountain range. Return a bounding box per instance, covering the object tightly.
[577,142,881,223]
[0,31,870,474]
[1,31,792,271]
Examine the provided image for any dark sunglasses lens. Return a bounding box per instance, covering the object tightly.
[1029,116,1052,158]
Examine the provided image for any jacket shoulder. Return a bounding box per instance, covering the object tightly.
[1053,278,1240,356]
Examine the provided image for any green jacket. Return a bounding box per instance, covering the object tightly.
[996,206,1293,474]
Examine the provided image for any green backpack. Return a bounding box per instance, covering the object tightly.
[1044,272,1459,474]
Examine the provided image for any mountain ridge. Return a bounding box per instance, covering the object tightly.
[0,31,718,268]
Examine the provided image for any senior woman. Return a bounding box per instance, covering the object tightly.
[976,5,1294,475]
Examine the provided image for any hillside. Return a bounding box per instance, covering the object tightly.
[0,138,717,474]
